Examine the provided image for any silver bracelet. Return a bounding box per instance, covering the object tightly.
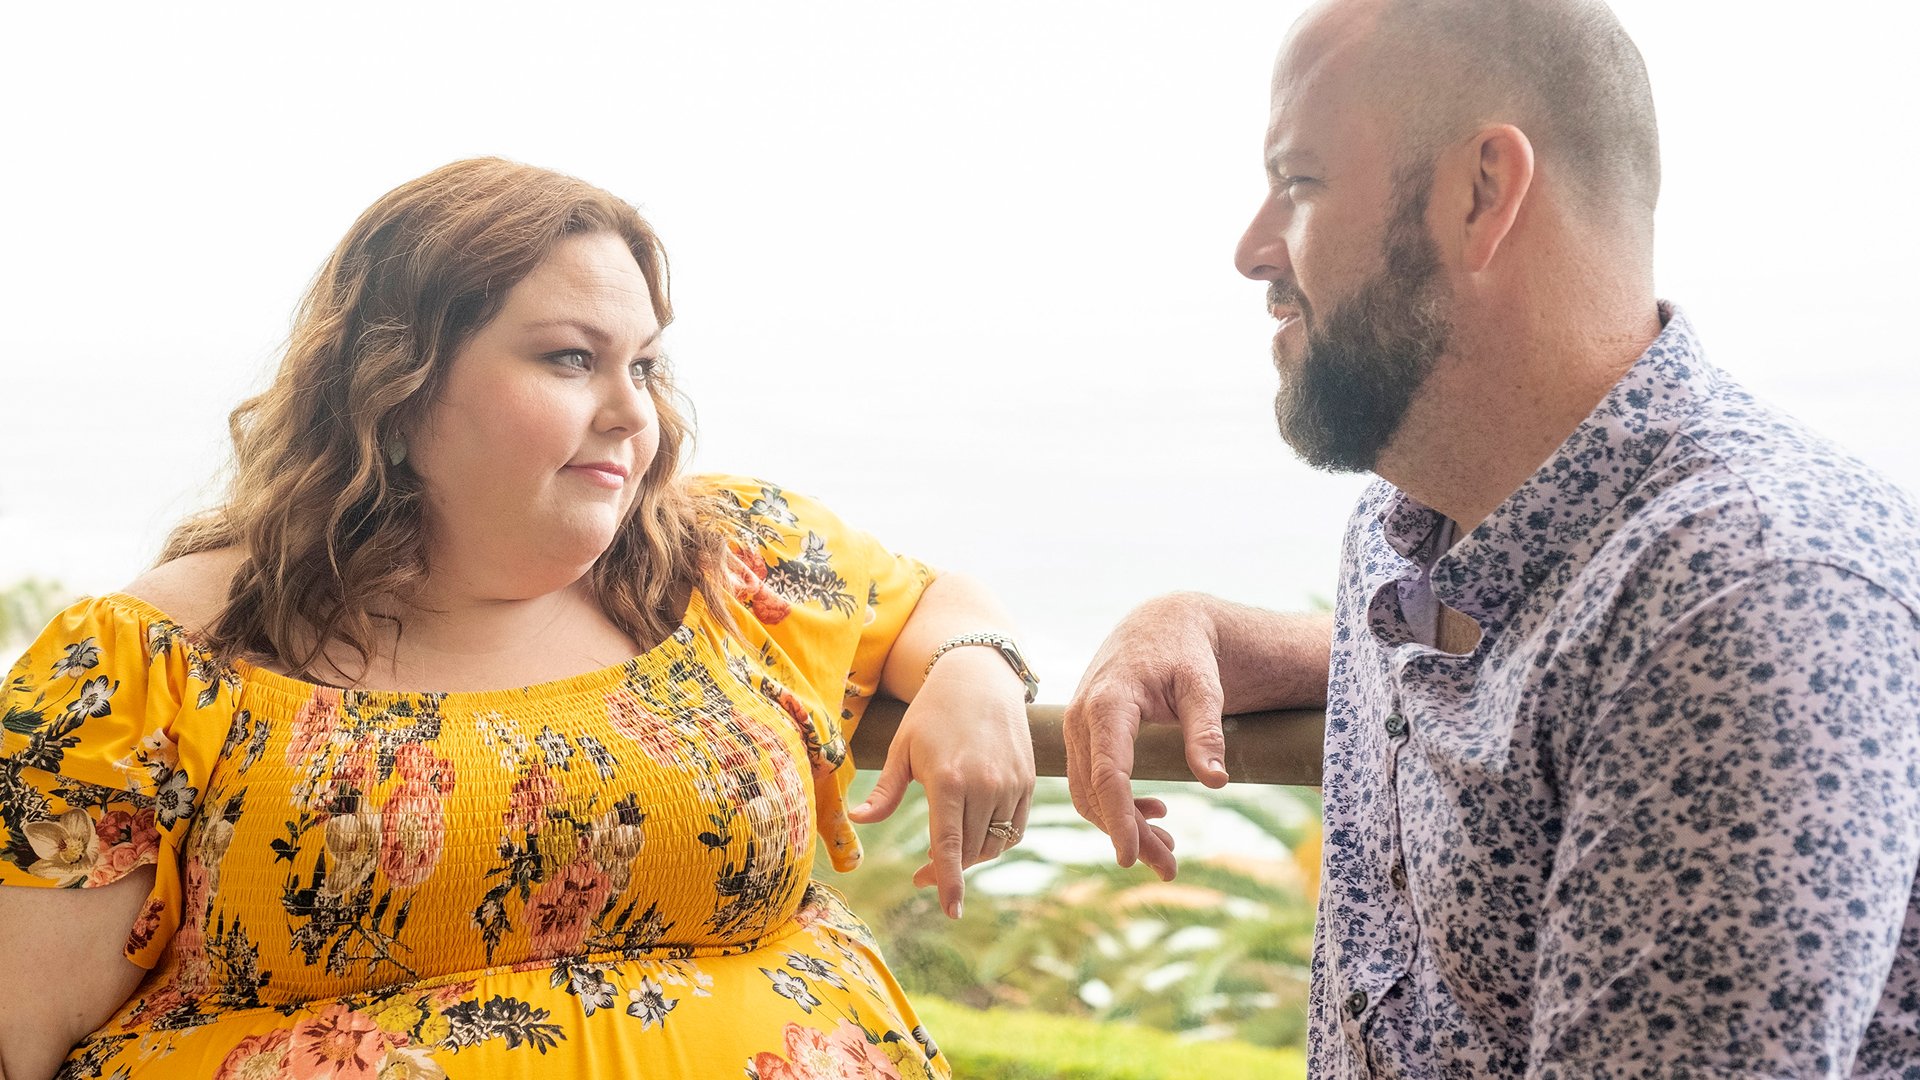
[923,632,1040,704]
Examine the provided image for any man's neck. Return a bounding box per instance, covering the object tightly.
[1376,295,1662,531]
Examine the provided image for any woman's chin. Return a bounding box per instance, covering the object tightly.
[527,522,622,581]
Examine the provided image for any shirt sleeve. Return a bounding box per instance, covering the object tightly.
[1529,560,1920,1078]
[700,475,935,870]
[1,595,227,968]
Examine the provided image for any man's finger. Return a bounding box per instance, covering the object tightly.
[1087,700,1144,867]
[1173,668,1229,787]
[1134,810,1178,881]
[1063,700,1102,828]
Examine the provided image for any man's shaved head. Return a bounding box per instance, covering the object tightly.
[1301,0,1659,232]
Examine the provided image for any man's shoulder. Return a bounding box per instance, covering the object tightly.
[1524,390,1920,770]
[1582,387,1920,642]
[1663,387,1916,598]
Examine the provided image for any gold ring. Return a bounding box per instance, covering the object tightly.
[986,820,1022,845]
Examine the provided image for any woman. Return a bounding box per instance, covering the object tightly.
[0,158,1036,1079]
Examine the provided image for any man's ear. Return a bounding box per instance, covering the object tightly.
[1460,124,1534,273]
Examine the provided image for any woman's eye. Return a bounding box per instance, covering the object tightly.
[547,349,592,371]
[631,356,660,381]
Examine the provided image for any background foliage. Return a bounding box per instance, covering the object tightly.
[0,578,68,654]
[821,772,1325,1065]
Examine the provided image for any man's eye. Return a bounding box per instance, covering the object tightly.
[547,349,592,370]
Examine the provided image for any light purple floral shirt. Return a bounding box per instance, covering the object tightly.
[1311,305,1920,1078]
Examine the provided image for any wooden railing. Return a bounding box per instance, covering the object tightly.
[852,701,1327,787]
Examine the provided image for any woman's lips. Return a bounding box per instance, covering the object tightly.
[563,464,627,489]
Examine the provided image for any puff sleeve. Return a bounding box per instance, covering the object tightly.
[701,476,935,870]
[0,595,231,967]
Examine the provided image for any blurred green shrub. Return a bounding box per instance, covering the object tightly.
[822,773,1321,1058]
[0,577,71,653]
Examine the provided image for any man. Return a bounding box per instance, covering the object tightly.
[1062,0,1920,1075]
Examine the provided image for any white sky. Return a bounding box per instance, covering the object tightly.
[3,1,1917,684]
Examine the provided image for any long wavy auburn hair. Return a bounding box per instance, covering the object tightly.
[163,157,732,678]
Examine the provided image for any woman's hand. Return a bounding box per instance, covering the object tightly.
[849,646,1034,919]
[852,573,1036,919]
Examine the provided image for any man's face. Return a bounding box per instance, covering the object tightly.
[1234,33,1454,473]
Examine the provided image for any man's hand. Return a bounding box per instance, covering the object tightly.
[1064,594,1334,880]
[1063,594,1230,881]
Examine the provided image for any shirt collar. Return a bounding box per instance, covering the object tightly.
[1383,302,1714,627]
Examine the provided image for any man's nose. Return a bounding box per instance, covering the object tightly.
[1235,197,1291,282]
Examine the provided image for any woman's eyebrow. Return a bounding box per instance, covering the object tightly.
[517,318,662,349]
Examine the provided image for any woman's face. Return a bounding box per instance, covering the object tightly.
[406,231,664,595]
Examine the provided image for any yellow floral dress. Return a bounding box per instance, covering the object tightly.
[0,477,949,1080]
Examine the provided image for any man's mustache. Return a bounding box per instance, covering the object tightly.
[1267,282,1306,312]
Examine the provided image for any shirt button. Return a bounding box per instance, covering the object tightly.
[1389,864,1408,890]
[1345,990,1369,1018]
[1384,712,1408,738]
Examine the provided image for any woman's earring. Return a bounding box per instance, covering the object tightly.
[385,435,408,467]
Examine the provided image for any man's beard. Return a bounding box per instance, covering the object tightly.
[1271,171,1453,473]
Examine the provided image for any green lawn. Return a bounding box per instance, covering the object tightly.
[915,995,1308,1080]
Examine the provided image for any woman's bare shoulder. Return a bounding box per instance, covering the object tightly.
[121,548,248,634]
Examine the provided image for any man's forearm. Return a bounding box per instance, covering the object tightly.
[1176,592,1332,714]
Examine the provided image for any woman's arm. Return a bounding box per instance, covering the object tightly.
[851,572,1036,919]
[0,869,153,1080]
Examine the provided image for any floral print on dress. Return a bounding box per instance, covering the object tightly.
[718,483,861,619]
[88,807,160,886]
[729,540,795,625]
[24,806,104,885]
[1,631,194,899]
[209,987,550,1080]
[749,1020,908,1080]
[1,476,943,1078]
[378,744,454,889]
